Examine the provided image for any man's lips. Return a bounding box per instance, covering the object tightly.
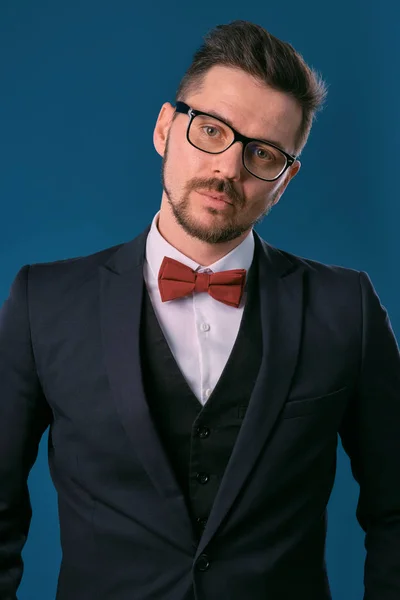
[196,190,233,205]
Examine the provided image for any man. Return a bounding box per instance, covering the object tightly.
[0,19,399,600]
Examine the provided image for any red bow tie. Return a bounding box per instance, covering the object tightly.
[158,256,247,308]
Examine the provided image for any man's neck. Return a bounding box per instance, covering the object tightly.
[157,211,249,267]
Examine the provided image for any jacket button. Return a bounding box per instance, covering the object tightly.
[196,553,210,571]
[196,472,210,484]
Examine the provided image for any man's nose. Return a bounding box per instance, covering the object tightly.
[212,142,244,180]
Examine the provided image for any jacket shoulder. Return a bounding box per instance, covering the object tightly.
[30,241,124,273]
[261,237,361,280]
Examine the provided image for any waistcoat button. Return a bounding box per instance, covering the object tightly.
[196,472,210,484]
[196,516,208,531]
[196,554,211,571]
[196,426,210,438]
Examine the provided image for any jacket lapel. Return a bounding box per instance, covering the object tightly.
[195,232,306,558]
[98,226,194,548]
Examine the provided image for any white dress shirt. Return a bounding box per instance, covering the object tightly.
[143,211,255,405]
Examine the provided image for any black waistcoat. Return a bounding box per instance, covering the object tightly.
[139,246,262,539]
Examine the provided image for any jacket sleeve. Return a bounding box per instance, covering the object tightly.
[339,270,400,600]
[0,265,51,599]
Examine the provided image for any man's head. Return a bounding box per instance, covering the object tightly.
[154,20,327,248]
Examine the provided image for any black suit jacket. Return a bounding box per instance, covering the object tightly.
[1,225,399,600]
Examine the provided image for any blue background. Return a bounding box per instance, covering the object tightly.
[1,1,399,598]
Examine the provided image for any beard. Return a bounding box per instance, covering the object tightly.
[161,134,278,245]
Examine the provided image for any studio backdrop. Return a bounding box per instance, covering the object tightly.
[0,1,399,599]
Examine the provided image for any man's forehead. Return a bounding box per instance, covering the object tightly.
[190,104,289,151]
[187,95,300,153]
[185,66,302,149]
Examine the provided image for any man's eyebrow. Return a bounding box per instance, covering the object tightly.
[204,108,288,152]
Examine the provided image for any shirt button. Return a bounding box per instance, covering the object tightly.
[196,472,210,484]
[196,554,211,571]
[200,323,210,332]
[204,388,212,399]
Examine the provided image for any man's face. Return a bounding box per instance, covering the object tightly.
[154,65,302,245]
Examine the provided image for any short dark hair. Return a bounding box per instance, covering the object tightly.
[175,20,328,156]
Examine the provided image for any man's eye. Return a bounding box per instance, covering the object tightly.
[252,146,274,161]
[203,126,220,137]
[258,150,271,159]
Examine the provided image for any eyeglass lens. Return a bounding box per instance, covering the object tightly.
[189,114,287,180]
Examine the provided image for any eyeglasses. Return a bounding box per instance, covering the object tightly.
[175,101,297,182]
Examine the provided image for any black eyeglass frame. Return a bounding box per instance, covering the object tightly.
[175,101,298,182]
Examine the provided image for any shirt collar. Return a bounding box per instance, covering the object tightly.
[145,210,255,279]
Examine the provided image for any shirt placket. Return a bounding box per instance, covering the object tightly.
[193,268,213,405]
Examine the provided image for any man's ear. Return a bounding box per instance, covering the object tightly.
[153,102,175,157]
[271,160,302,207]
[287,159,301,183]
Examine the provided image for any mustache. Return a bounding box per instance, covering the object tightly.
[190,178,242,205]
